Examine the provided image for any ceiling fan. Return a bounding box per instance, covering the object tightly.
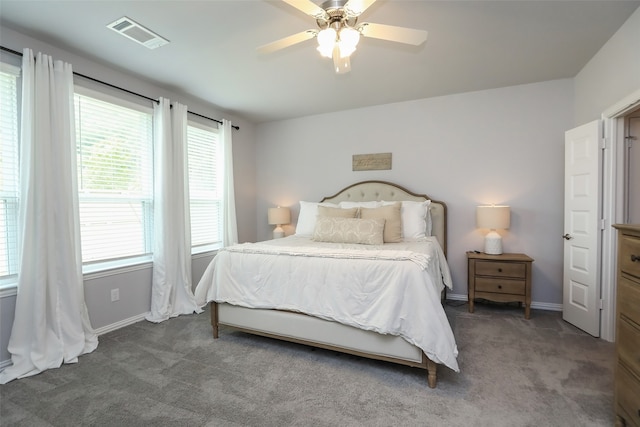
[258,0,428,74]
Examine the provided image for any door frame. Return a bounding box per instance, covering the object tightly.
[599,88,640,342]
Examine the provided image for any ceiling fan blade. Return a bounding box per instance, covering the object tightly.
[257,30,317,54]
[282,0,329,20]
[358,22,428,46]
[344,0,377,17]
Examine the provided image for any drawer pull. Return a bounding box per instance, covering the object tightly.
[498,285,502,289]
[631,254,640,263]
[498,268,503,273]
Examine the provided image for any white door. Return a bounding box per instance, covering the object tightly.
[563,120,602,337]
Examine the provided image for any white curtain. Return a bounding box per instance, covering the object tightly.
[0,49,97,384]
[221,119,238,246]
[146,98,202,323]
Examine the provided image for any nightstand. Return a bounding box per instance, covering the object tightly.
[467,252,534,319]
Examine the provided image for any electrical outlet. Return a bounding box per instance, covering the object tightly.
[110,288,120,302]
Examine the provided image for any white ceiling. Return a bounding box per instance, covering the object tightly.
[1,0,638,123]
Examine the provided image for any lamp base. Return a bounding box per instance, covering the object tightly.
[272,225,284,239]
[484,230,503,255]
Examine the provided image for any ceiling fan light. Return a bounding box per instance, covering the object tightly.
[332,44,351,74]
[317,28,337,57]
[333,51,351,74]
[339,27,360,49]
[338,40,356,58]
[317,44,333,58]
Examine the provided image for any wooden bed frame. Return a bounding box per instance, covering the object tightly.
[209,181,448,388]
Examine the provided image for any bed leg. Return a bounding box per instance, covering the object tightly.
[427,359,437,389]
[211,302,219,339]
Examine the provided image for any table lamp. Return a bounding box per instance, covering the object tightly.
[268,206,290,239]
[476,205,510,255]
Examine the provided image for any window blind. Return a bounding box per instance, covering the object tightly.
[74,92,153,263]
[0,64,20,278]
[187,123,222,249]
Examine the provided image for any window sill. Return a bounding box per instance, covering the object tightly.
[82,255,153,280]
[0,278,17,298]
[1,249,218,294]
[192,243,222,257]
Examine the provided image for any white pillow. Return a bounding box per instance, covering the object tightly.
[382,200,432,240]
[295,201,338,237]
[338,201,382,209]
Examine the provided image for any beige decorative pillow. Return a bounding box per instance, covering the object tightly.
[360,202,403,243]
[295,201,339,237]
[312,217,385,245]
[317,205,358,218]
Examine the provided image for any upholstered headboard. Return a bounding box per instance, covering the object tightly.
[320,181,447,255]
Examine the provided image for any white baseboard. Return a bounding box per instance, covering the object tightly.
[529,301,563,312]
[94,312,149,336]
[446,292,562,312]
[1,312,151,371]
[446,293,468,302]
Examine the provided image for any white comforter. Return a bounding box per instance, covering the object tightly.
[194,236,459,372]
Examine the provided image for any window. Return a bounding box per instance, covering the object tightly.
[74,88,153,265]
[0,63,20,280]
[187,122,222,252]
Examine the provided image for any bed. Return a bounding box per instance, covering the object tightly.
[194,181,459,387]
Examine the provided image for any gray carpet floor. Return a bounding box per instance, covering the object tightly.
[0,302,615,427]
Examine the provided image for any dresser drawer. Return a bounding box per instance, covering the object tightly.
[618,317,640,377]
[619,276,640,328]
[616,362,640,427]
[475,277,525,295]
[620,234,640,280]
[475,261,526,279]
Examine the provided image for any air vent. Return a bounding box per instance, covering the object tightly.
[107,16,169,50]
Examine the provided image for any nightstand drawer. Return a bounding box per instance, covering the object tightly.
[475,261,526,279]
[618,318,640,376]
[619,276,640,328]
[475,277,525,295]
[616,362,640,427]
[620,234,640,279]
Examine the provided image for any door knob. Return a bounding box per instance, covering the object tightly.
[562,234,573,240]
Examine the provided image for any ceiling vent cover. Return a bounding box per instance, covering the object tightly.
[107,16,169,50]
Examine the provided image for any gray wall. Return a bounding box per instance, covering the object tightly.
[574,8,640,125]
[253,6,640,309]
[2,6,639,366]
[0,27,257,365]
[255,79,573,305]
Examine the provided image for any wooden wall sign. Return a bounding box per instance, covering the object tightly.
[352,153,392,171]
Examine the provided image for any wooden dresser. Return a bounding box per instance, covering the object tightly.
[613,224,640,427]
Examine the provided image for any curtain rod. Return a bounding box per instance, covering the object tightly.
[0,45,239,130]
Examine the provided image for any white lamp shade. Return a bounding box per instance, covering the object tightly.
[476,205,510,255]
[338,27,359,57]
[476,205,510,230]
[268,207,290,226]
[268,206,290,239]
[317,28,336,58]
